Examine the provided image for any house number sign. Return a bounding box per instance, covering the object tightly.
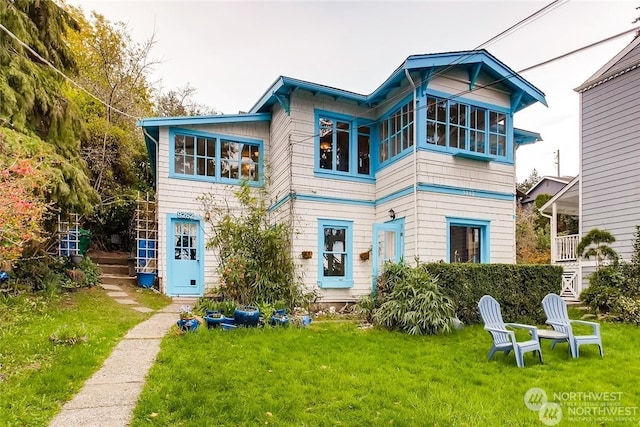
[177,211,196,219]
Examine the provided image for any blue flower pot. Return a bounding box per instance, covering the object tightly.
[234,306,260,327]
[136,272,156,288]
[177,318,199,332]
[204,311,228,329]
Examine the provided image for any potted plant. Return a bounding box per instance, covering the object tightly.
[176,305,199,332]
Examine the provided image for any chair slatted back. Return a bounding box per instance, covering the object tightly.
[478,295,510,345]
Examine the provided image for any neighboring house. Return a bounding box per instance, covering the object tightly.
[541,35,640,299]
[520,175,573,210]
[140,50,546,299]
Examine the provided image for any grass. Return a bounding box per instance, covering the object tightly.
[131,317,640,427]
[0,286,170,426]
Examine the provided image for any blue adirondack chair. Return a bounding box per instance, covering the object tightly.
[541,293,603,358]
[478,295,543,368]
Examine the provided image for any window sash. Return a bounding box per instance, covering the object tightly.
[426,97,507,157]
[174,132,260,182]
[379,100,414,163]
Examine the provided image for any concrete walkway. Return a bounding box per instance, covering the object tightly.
[49,290,197,427]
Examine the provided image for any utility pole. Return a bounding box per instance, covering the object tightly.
[554,150,560,177]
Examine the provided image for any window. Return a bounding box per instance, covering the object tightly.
[379,100,414,163]
[172,129,261,183]
[318,219,353,288]
[426,96,508,159]
[447,218,490,264]
[488,111,506,156]
[316,112,372,179]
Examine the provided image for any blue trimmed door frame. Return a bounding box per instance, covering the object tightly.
[167,215,204,296]
[372,219,404,293]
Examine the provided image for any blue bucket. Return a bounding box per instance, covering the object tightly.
[136,272,156,288]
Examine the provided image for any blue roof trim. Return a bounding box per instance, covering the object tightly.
[142,127,159,189]
[250,50,547,114]
[137,113,271,128]
[514,128,543,145]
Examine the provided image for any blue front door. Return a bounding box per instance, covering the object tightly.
[168,218,203,296]
[372,221,403,293]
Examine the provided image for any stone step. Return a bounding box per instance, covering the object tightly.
[100,264,131,276]
[101,274,137,287]
[88,251,130,266]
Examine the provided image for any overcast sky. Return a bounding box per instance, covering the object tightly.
[70,0,638,182]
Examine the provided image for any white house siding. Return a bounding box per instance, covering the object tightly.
[155,122,270,293]
[429,71,511,109]
[581,64,640,262]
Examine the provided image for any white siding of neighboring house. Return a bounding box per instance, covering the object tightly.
[155,121,271,293]
[581,62,640,263]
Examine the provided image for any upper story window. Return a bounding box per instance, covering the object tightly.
[426,96,508,159]
[379,100,414,164]
[316,111,372,180]
[172,129,262,184]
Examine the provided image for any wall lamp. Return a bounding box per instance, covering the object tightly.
[388,209,396,220]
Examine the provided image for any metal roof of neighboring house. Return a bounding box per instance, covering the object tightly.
[250,50,547,114]
[575,35,640,93]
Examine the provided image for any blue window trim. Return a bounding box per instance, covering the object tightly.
[377,95,415,168]
[314,110,374,181]
[168,127,264,186]
[371,218,404,293]
[446,217,490,264]
[421,89,514,164]
[317,218,354,288]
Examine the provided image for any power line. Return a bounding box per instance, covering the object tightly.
[518,26,640,73]
[0,21,141,121]
[293,25,639,145]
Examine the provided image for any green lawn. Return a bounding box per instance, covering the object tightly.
[131,318,640,427]
[0,287,170,426]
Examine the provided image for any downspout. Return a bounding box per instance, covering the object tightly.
[404,69,419,261]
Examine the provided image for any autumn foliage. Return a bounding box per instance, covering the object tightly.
[0,138,48,265]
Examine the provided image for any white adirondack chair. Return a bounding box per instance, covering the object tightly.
[478,295,543,368]
[542,293,603,358]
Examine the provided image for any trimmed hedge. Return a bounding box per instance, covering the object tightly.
[421,263,563,325]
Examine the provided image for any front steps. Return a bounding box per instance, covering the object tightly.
[88,251,137,287]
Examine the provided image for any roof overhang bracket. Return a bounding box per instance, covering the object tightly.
[421,68,436,94]
[510,90,524,113]
[274,93,290,116]
[468,63,482,90]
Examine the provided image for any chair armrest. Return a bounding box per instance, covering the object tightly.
[505,323,539,341]
[545,320,566,326]
[485,326,518,345]
[570,319,600,335]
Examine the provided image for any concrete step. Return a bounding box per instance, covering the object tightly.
[101,274,137,287]
[100,264,131,276]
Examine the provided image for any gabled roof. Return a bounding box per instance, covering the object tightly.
[539,175,580,216]
[250,50,547,114]
[521,175,573,204]
[575,35,640,93]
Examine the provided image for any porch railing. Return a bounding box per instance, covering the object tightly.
[555,234,579,261]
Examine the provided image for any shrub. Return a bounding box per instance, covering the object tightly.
[580,266,626,312]
[420,263,562,325]
[373,267,454,335]
[200,183,316,309]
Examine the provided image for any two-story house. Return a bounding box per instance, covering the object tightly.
[541,35,640,299]
[140,50,546,299]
